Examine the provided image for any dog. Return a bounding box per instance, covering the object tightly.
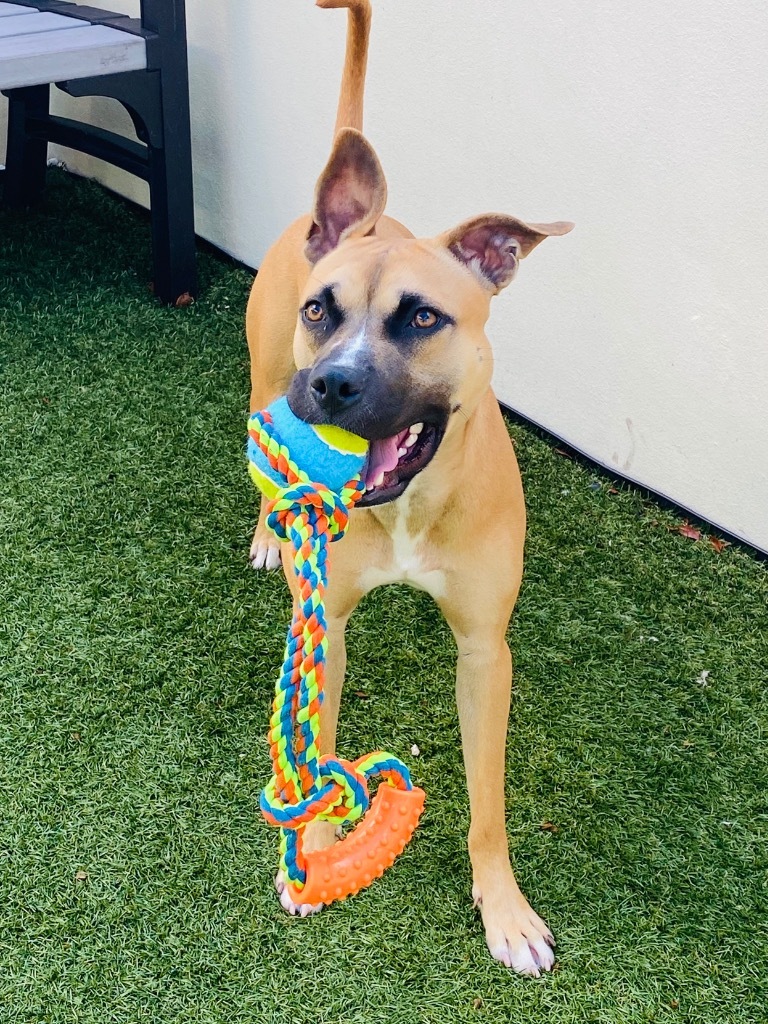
[246,0,572,975]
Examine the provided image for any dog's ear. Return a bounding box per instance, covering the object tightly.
[438,214,574,293]
[305,128,387,264]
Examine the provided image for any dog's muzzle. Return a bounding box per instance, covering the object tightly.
[287,364,449,506]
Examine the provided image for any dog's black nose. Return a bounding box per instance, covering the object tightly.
[309,367,363,416]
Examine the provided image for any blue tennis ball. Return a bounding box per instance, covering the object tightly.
[248,396,369,498]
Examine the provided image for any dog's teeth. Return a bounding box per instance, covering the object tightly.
[397,447,407,457]
[410,422,424,434]
[405,433,418,448]
[374,471,385,487]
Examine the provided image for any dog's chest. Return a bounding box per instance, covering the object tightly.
[359,498,447,599]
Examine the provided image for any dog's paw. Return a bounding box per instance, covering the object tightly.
[274,870,325,917]
[274,822,341,917]
[472,880,556,976]
[250,526,281,571]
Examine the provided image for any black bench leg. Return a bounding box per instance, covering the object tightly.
[3,85,50,207]
[146,76,197,304]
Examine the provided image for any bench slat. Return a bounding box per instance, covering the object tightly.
[0,11,82,36]
[0,1,35,15]
[0,23,147,89]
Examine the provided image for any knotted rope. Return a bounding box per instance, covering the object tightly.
[248,404,421,899]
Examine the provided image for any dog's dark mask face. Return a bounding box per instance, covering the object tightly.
[287,249,457,506]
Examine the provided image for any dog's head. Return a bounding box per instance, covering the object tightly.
[287,129,573,506]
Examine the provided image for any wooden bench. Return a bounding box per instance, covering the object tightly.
[0,0,196,303]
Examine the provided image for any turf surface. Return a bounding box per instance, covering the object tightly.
[1,172,766,1023]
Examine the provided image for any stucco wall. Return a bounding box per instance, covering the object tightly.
[3,0,767,552]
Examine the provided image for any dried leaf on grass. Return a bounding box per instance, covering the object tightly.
[678,522,702,541]
[709,536,731,553]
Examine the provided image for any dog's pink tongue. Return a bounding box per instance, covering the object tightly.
[366,433,404,487]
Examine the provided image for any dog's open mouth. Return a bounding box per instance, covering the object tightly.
[358,421,444,507]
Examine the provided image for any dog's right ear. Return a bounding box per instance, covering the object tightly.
[305,128,387,264]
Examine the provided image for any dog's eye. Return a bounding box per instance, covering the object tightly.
[411,308,439,330]
[303,301,326,323]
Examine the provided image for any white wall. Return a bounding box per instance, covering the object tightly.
[3,0,767,552]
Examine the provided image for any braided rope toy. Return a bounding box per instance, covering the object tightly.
[247,397,425,906]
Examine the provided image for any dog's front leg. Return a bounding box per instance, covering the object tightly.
[450,617,556,975]
[250,493,283,570]
[275,578,357,915]
[245,252,302,572]
[304,609,348,850]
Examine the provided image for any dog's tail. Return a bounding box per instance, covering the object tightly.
[316,0,372,136]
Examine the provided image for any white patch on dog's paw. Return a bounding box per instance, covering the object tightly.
[250,536,281,571]
[472,882,556,977]
[274,870,324,917]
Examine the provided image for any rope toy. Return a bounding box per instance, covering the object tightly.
[247,396,425,906]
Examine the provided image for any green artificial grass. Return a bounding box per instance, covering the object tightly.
[1,172,766,1024]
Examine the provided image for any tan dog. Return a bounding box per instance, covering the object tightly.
[246,0,572,975]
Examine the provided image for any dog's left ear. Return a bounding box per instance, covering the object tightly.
[305,128,388,264]
[438,214,574,294]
